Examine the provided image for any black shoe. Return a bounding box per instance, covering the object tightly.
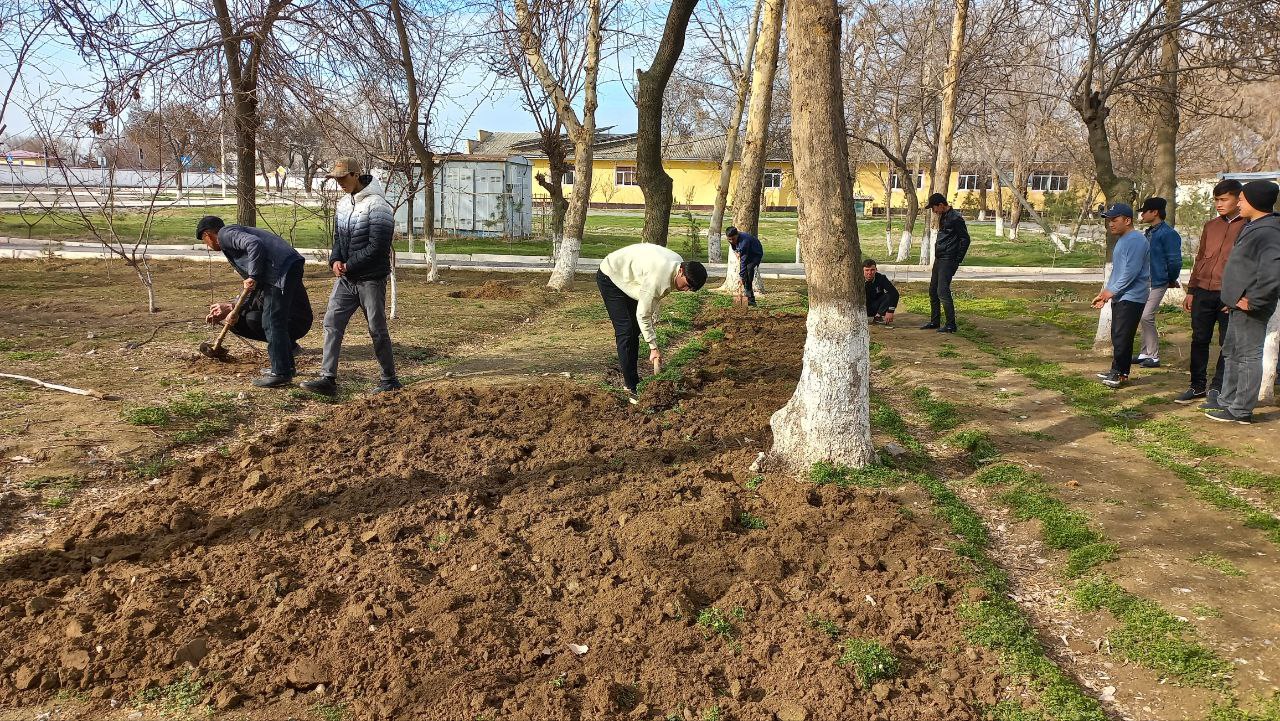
[1199,389,1223,410]
[301,376,339,396]
[747,300,757,307]
[1096,370,1115,380]
[1131,356,1144,365]
[1099,372,1128,388]
[937,325,958,333]
[1138,358,1160,368]
[371,379,403,394]
[1174,387,1206,404]
[870,316,883,324]
[252,374,293,388]
[920,322,941,330]
[1204,408,1252,424]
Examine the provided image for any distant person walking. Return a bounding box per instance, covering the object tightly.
[1176,180,1245,404]
[1205,180,1280,424]
[301,157,401,397]
[1134,197,1183,368]
[920,193,970,333]
[597,243,707,402]
[725,226,764,307]
[196,216,307,388]
[1092,203,1151,389]
[863,259,899,325]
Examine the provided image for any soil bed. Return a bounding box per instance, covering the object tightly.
[2,313,1012,720]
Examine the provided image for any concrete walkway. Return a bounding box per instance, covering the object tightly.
[0,236,1105,284]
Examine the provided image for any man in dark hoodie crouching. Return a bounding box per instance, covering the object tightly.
[1206,180,1280,424]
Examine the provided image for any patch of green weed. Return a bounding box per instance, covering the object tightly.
[133,672,208,716]
[314,701,348,721]
[739,512,766,530]
[1191,553,1246,578]
[809,460,904,488]
[910,387,960,431]
[837,639,899,686]
[808,616,842,641]
[947,430,1000,465]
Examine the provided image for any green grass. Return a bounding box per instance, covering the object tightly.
[133,671,209,716]
[1209,694,1280,721]
[738,512,766,530]
[869,395,926,454]
[939,343,961,358]
[1072,577,1232,687]
[910,387,961,431]
[314,701,348,721]
[745,474,763,491]
[21,475,82,509]
[808,460,906,488]
[696,606,745,641]
[5,349,58,362]
[808,616,843,641]
[1191,552,1246,578]
[837,639,900,686]
[946,429,1000,465]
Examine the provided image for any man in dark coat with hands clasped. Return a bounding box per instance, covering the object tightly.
[920,193,970,333]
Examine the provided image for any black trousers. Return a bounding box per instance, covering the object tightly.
[867,294,895,318]
[232,286,313,344]
[1188,290,1229,392]
[740,258,761,304]
[597,270,641,392]
[259,263,306,377]
[1110,299,1144,377]
[929,257,961,326]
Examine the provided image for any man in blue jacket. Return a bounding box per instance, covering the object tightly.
[725,226,764,307]
[1206,181,1280,424]
[1091,203,1151,388]
[1135,197,1182,368]
[197,216,307,388]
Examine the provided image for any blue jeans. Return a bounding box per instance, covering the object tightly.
[740,258,761,304]
[260,263,305,377]
[1218,309,1267,417]
[319,276,397,382]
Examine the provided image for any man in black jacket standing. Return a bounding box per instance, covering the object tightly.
[863,259,900,325]
[197,216,307,387]
[920,193,971,333]
[301,157,401,396]
[1205,180,1280,424]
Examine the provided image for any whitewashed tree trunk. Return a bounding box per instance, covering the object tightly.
[389,250,399,319]
[424,235,438,283]
[1259,308,1280,405]
[769,0,875,476]
[894,229,912,262]
[721,248,743,294]
[1093,261,1114,353]
[994,212,1004,237]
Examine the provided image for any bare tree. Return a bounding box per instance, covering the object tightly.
[513,0,605,291]
[929,0,968,198]
[635,0,699,247]
[769,0,874,476]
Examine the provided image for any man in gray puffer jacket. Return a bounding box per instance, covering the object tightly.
[301,157,401,396]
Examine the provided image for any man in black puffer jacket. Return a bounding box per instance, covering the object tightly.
[920,193,971,333]
[301,157,401,396]
[1205,180,1280,424]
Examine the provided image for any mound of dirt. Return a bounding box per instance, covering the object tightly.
[447,280,523,300]
[0,314,1011,720]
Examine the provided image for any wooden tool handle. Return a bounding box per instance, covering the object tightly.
[213,289,251,349]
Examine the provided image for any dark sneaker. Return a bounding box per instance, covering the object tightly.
[1138,358,1160,368]
[1099,372,1128,388]
[871,316,884,324]
[252,374,293,388]
[1131,356,1144,365]
[1096,370,1115,380]
[1204,408,1252,424]
[300,376,339,396]
[937,325,958,333]
[1199,389,1222,410]
[919,322,941,330]
[371,379,403,394]
[1174,387,1206,404]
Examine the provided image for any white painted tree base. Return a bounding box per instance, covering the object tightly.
[1260,308,1280,405]
[1093,262,1113,353]
[894,230,913,262]
[548,235,581,291]
[769,302,876,475]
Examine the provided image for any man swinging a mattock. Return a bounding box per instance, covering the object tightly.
[597,243,708,403]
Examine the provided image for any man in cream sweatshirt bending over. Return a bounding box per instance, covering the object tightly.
[597,243,708,401]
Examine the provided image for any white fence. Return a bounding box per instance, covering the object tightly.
[0,165,315,191]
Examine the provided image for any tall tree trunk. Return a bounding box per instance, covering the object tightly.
[1153,0,1181,226]
[769,0,874,476]
[990,156,1004,236]
[893,168,920,262]
[390,0,438,282]
[514,0,602,290]
[637,0,698,247]
[707,0,764,263]
[731,0,783,237]
[537,129,570,257]
[1008,161,1026,240]
[931,0,968,196]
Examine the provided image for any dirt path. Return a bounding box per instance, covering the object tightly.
[872,293,1280,720]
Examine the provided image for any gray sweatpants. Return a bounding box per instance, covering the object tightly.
[319,276,397,382]
[1139,287,1168,360]
[1217,309,1267,417]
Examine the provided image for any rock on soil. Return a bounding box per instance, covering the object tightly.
[0,315,1012,719]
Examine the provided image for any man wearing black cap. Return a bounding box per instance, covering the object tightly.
[1133,197,1182,368]
[196,216,307,387]
[920,193,970,333]
[1091,203,1150,388]
[597,243,708,402]
[1206,180,1280,424]
[725,226,764,307]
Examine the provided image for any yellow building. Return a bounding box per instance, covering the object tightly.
[466,130,1075,216]
[3,149,49,167]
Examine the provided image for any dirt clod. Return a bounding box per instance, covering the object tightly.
[446,280,522,300]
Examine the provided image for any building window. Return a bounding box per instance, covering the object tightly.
[889,170,924,190]
[561,170,574,186]
[764,168,783,189]
[615,165,638,186]
[957,171,991,191]
[1028,171,1069,192]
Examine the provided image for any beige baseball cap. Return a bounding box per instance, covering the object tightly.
[325,156,362,178]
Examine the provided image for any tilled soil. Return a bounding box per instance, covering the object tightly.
[2,313,1012,720]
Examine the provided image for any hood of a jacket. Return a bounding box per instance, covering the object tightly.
[350,174,386,205]
[1244,213,1280,234]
